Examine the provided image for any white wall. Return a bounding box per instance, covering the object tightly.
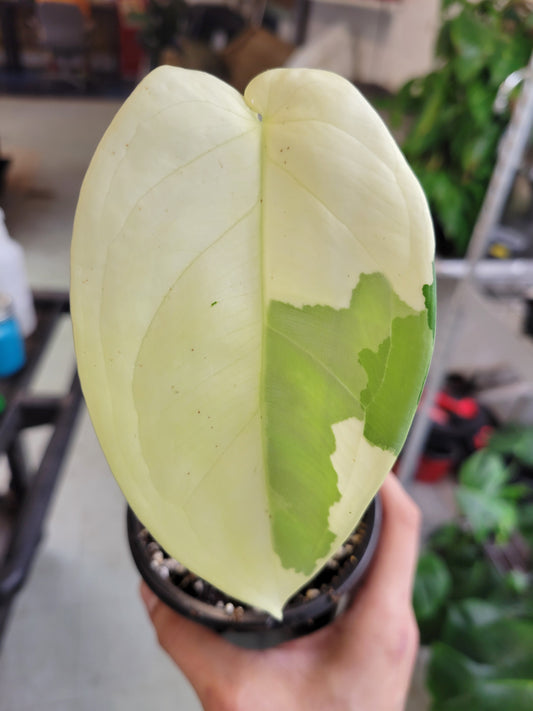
[305,0,441,89]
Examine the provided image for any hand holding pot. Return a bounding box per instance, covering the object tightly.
[140,473,421,711]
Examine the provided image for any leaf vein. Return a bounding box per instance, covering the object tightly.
[183,409,259,504]
[132,201,259,374]
[268,156,382,274]
[268,116,397,181]
[268,324,359,404]
[109,126,258,248]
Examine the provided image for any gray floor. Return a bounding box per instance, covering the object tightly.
[1,93,529,711]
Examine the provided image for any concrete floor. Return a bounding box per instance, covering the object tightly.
[0,93,529,711]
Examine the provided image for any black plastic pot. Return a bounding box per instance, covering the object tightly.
[128,497,382,648]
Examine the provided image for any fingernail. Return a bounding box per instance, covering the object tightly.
[140,582,159,614]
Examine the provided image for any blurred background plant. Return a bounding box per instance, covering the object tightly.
[387,0,533,257]
[130,0,188,68]
[127,0,250,80]
[413,425,533,709]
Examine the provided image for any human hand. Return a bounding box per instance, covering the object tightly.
[140,473,421,711]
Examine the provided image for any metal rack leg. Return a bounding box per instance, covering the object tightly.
[7,439,30,500]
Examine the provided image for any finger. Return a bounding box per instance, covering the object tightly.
[364,473,421,602]
[333,475,421,686]
[340,473,421,635]
[139,582,245,695]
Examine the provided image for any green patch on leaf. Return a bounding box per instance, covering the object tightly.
[423,274,436,335]
[264,272,432,572]
[360,310,432,453]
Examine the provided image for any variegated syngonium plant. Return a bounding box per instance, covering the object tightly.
[71,66,435,619]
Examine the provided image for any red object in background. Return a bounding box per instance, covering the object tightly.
[397,375,497,484]
[473,424,494,450]
[436,391,479,419]
[393,453,453,483]
[117,0,146,79]
[415,454,455,483]
[394,444,457,484]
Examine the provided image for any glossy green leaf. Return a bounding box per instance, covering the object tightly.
[426,524,499,600]
[432,680,533,711]
[402,71,450,159]
[458,450,508,493]
[465,82,496,128]
[418,170,471,250]
[449,14,491,82]
[428,599,533,705]
[456,450,518,542]
[428,521,468,551]
[447,558,500,601]
[455,487,517,542]
[489,426,533,466]
[503,570,530,597]
[443,604,533,673]
[71,67,435,617]
[455,123,501,177]
[519,502,533,550]
[500,483,532,501]
[519,503,533,532]
[445,599,504,632]
[489,35,531,87]
[413,552,452,622]
[428,643,495,703]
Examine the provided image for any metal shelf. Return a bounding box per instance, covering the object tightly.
[436,258,533,296]
[0,292,84,643]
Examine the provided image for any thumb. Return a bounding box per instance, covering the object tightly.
[140,582,245,695]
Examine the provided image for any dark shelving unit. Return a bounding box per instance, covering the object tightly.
[0,292,83,643]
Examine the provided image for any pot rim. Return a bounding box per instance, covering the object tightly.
[128,495,382,633]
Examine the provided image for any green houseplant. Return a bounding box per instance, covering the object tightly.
[388,0,533,255]
[131,0,188,69]
[414,426,533,709]
[70,66,435,622]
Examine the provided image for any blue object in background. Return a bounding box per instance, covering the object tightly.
[0,293,25,377]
